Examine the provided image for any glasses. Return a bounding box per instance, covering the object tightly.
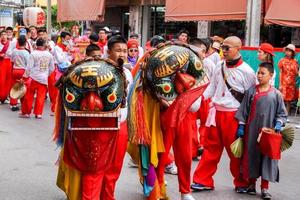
[129,49,138,53]
[221,45,236,51]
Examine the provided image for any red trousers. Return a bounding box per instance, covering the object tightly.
[157,112,194,194]
[10,68,25,106]
[21,79,47,116]
[48,67,59,113]
[81,122,128,200]
[192,99,210,157]
[198,99,210,148]
[0,58,12,102]
[193,111,248,188]
[190,112,199,158]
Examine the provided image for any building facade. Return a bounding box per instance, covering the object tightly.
[0,0,36,27]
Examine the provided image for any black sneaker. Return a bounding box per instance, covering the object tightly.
[235,186,248,193]
[190,183,213,191]
[247,184,256,195]
[192,156,200,161]
[261,189,272,199]
[11,106,20,111]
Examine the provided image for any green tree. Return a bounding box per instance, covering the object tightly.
[49,5,78,31]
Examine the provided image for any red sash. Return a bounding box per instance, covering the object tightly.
[0,40,10,55]
[57,42,67,52]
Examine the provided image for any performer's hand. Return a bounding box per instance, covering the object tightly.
[274,121,282,133]
[236,124,245,138]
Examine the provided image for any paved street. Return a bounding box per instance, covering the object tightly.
[0,101,299,200]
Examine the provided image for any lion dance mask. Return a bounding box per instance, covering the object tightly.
[53,57,126,200]
[128,42,209,199]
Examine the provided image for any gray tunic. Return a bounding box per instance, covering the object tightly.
[235,85,287,182]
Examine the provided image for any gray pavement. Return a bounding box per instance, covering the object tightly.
[0,101,300,200]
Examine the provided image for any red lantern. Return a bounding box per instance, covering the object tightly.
[23,7,45,27]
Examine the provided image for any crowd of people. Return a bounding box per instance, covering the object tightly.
[0,24,299,200]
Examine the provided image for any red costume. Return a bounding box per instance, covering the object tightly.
[128,43,209,200]
[0,40,12,103]
[54,58,128,200]
[278,57,298,101]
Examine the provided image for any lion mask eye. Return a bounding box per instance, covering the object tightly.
[158,83,172,93]
[107,91,117,103]
[65,88,75,103]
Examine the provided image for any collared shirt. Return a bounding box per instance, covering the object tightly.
[204,60,256,109]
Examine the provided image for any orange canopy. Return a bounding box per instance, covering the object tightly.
[165,0,247,22]
[57,0,105,22]
[265,0,300,27]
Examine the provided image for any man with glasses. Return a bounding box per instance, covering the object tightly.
[191,36,256,194]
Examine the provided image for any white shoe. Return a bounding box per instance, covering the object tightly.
[164,162,178,175]
[287,119,290,123]
[35,115,42,119]
[181,193,195,200]
[295,125,300,129]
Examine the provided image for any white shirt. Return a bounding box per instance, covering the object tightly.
[11,49,30,70]
[53,45,72,64]
[207,51,221,66]
[203,57,217,80]
[26,50,55,85]
[203,60,256,110]
[7,39,33,56]
[120,67,133,122]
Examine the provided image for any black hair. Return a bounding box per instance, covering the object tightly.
[99,28,108,33]
[86,44,101,56]
[60,31,71,39]
[5,26,13,31]
[18,35,27,46]
[89,32,99,42]
[108,30,121,40]
[107,35,127,50]
[190,38,209,53]
[291,51,296,59]
[201,38,212,48]
[25,27,30,34]
[130,33,139,39]
[265,53,274,64]
[37,28,46,34]
[0,30,6,35]
[36,38,46,47]
[207,37,213,45]
[178,29,189,37]
[150,35,166,47]
[259,62,274,74]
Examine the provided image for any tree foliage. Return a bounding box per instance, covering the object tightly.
[49,5,78,31]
